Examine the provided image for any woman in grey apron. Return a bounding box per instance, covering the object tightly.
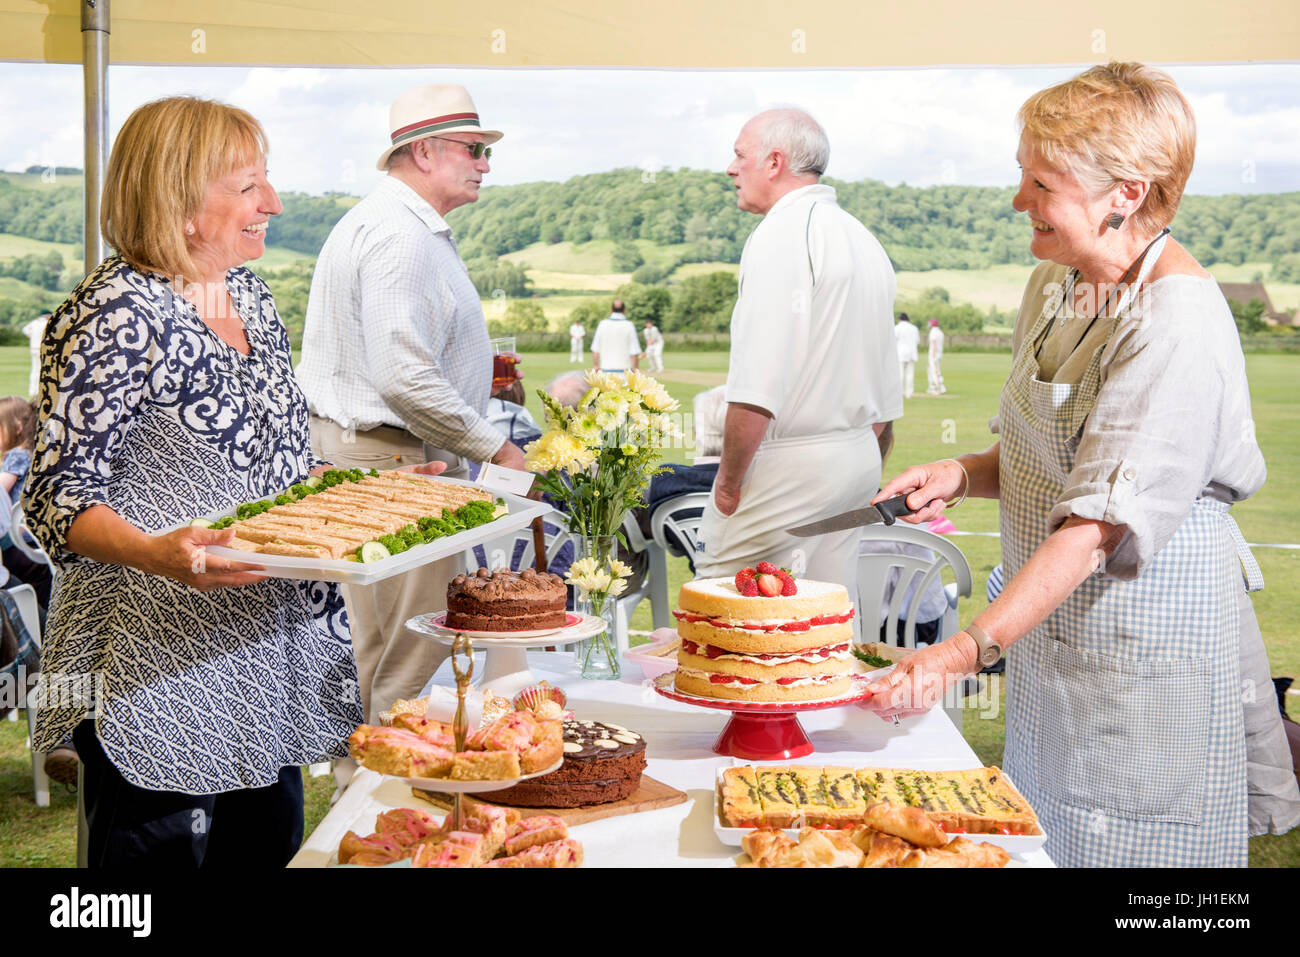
[863,62,1298,866]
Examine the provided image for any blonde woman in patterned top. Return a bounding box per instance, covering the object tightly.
[23,97,443,868]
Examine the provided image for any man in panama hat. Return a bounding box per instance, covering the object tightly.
[298,84,524,765]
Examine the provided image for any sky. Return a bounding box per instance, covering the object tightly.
[1,61,1298,197]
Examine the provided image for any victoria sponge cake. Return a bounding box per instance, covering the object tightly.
[672,566,856,702]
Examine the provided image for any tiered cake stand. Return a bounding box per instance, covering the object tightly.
[406,611,608,697]
[653,672,874,760]
[396,635,560,831]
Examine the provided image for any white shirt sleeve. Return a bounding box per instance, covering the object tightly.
[725,228,806,420]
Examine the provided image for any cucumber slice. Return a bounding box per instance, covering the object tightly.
[305,475,324,489]
[359,541,392,563]
[190,518,214,528]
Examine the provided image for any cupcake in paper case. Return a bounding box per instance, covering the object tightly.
[513,682,571,720]
[481,689,514,725]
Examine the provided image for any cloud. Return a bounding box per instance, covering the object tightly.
[2,62,1296,196]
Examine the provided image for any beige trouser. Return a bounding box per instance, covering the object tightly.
[311,416,462,725]
[695,427,879,632]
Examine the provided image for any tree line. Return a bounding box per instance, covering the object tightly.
[4,169,1299,273]
[1,170,1295,344]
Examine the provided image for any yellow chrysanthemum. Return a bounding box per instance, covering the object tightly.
[567,557,600,579]
[638,378,678,412]
[583,370,621,394]
[624,369,655,397]
[568,411,603,447]
[525,430,594,473]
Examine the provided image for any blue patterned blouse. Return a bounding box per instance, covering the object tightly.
[23,257,362,794]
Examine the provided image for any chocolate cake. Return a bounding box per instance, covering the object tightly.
[476,719,646,808]
[446,567,567,632]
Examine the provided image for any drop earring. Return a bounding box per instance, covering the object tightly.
[1104,212,1125,230]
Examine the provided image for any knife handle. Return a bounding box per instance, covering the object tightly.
[875,495,915,526]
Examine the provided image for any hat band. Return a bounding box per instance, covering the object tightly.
[390,112,481,145]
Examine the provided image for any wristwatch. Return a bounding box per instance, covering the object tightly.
[964,624,1003,669]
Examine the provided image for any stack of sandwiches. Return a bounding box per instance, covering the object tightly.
[219,473,494,561]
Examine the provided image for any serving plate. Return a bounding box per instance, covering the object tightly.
[410,612,583,641]
[172,476,549,586]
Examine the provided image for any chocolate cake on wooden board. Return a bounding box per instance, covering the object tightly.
[476,719,647,808]
[446,567,567,632]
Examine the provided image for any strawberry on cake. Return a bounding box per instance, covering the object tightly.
[672,564,856,703]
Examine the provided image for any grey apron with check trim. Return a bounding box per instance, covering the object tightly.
[999,236,1249,867]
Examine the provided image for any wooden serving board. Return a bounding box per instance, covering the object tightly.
[410,775,687,826]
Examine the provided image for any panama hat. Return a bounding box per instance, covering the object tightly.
[376,83,504,170]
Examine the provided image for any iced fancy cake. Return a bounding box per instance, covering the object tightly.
[673,565,856,702]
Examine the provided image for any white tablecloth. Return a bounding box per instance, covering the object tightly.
[290,652,1054,867]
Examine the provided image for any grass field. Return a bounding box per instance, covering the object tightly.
[0,347,1296,867]
[480,293,607,329]
[0,233,81,272]
[501,238,690,276]
[253,246,315,270]
[490,239,1300,321]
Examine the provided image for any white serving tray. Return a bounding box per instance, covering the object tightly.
[167,476,550,586]
[712,766,1047,855]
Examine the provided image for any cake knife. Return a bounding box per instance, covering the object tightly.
[785,495,916,536]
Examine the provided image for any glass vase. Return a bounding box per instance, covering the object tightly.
[574,534,621,680]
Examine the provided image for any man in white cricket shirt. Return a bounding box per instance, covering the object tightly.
[696,108,901,592]
[894,312,920,400]
[590,300,642,372]
[568,321,585,363]
[926,317,946,395]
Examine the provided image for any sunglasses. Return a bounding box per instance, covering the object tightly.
[436,137,492,160]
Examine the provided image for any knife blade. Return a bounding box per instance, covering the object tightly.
[785,495,916,537]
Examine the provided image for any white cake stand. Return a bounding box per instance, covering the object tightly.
[406,611,608,697]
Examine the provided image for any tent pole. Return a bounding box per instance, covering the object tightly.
[81,0,110,277]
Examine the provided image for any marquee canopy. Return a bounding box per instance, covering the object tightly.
[3,0,1297,68]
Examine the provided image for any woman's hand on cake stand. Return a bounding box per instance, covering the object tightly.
[859,634,980,721]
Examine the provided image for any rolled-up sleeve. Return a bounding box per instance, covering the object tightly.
[356,233,503,462]
[22,301,153,562]
[1048,314,1220,579]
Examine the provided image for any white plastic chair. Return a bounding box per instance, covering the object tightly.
[9,500,52,569]
[469,507,573,578]
[648,491,711,574]
[610,512,668,648]
[5,582,48,806]
[856,524,973,728]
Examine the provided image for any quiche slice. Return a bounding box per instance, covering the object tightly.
[720,767,765,828]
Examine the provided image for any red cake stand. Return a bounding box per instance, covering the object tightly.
[653,673,873,760]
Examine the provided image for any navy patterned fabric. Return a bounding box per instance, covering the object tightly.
[22,257,361,794]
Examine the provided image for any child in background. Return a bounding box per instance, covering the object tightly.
[0,397,50,606]
[0,396,36,510]
[0,398,73,787]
